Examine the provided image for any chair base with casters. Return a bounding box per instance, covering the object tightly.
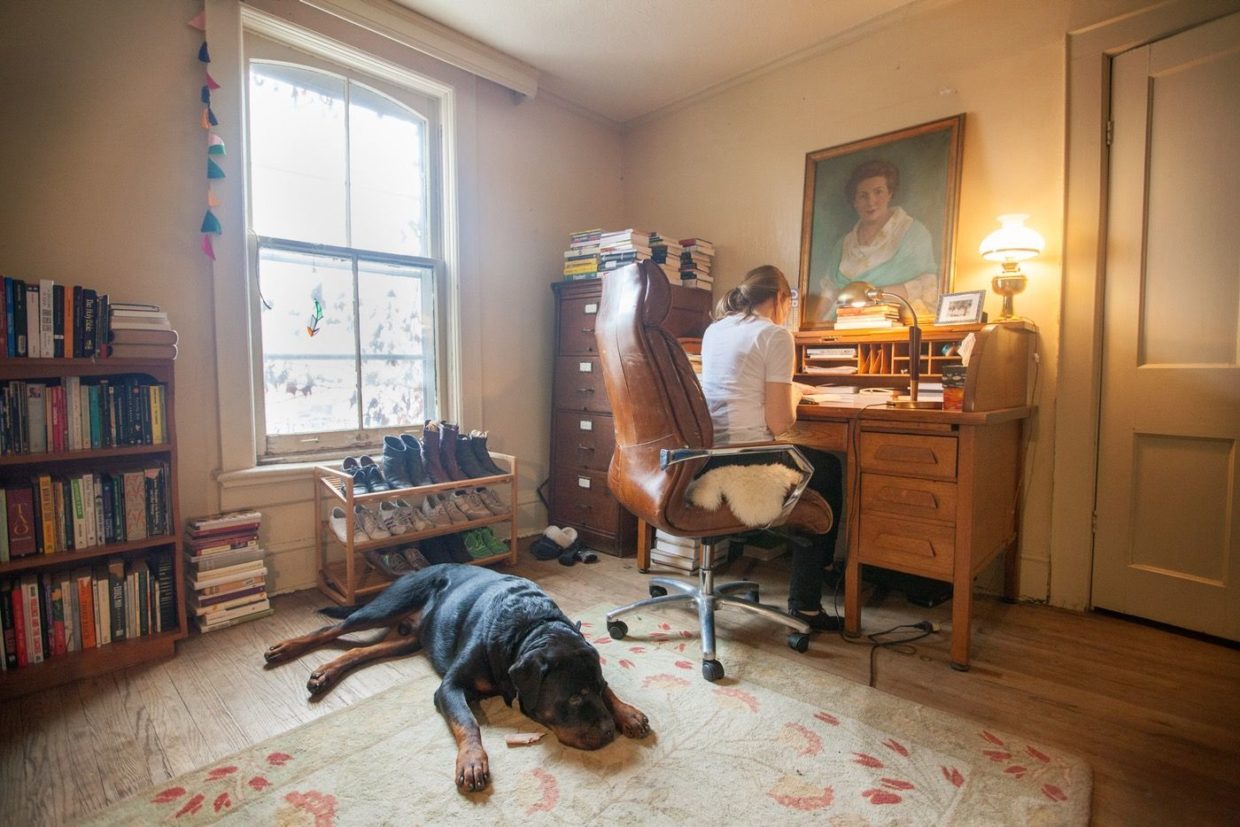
[606,535,811,682]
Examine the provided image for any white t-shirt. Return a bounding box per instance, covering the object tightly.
[700,313,795,445]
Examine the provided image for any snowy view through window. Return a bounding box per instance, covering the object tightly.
[248,61,437,439]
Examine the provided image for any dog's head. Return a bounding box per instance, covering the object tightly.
[509,630,616,751]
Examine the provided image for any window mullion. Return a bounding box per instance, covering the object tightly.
[352,254,364,436]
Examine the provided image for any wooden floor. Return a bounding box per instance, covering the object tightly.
[2,547,1238,826]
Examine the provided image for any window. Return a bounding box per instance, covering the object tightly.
[245,35,445,459]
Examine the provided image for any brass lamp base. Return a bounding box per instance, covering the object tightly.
[992,272,1027,320]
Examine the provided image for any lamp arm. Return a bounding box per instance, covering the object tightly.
[874,289,921,397]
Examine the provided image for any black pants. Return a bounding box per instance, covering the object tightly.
[700,445,844,613]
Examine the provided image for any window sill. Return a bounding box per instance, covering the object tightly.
[217,461,322,491]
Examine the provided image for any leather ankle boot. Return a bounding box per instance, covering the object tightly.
[439,421,468,481]
[419,421,449,484]
[469,430,507,476]
[455,436,489,479]
[400,433,433,486]
[381,435,413,488]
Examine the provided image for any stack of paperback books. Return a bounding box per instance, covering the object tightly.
[678,239,715,291]
[183,510,269,632]
[597,229,652,274]
[650,529,725,573]
[562,228,601,280]
[105,303,178,359]
[833,303,902,329]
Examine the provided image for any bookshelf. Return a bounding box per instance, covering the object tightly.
[314,454,518,605]
[0,357,185,700]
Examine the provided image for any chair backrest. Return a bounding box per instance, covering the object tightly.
[595,261,741,537]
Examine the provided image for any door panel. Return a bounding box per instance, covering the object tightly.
[1093,13,1240,640]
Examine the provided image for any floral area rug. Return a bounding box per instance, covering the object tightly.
[84,608,1090,826]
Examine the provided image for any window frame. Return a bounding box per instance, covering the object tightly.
[242,26,454,463]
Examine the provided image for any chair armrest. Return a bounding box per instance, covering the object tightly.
[661,444,814,526]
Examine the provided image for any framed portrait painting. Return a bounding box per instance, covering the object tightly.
[797,114,965,329]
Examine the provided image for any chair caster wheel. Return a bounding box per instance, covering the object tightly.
[788,633,810,653]
[702,659,725,681]
[607,620,628,640]
[650,585,668,598]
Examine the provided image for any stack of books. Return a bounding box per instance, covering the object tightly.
[184,510,270,632]
[650,529,725,573]
[597,229,652,274]
[678,239,715,291]
[648,232,684,283]
[0,276,110,358]
[105,303,178,359]
[834,304,902,329]
[562,228,601,280]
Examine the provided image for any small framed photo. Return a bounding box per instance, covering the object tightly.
[935,290,986,325]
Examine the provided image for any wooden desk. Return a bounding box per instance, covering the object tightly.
[786,402,1031,670]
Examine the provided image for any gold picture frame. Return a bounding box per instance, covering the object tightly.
[797,115,965,330]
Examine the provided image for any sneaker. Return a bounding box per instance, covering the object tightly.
[475,487,510,516]
[478,527,508,556]
[462,530,491,559]
[395,498,434,533]
[397,545,431,571]
[365,547,414,578]
[421,493,457,526]
[379,500,411,535]
[453,490,492,520]
[330,506,366,544]
[439,493,471,523]
[354,504,391,540]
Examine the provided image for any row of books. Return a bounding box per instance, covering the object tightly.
[0,553,177,670]
[834,303,903,329]
[0,276,112,359]
[0,465,173,562]
[185,510,271,632]
[1,376,168,456]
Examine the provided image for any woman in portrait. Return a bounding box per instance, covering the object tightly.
[813,159,940,320]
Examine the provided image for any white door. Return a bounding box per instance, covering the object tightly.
[1092,12,1240,640]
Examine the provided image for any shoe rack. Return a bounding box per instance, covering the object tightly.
[313,453,517,605]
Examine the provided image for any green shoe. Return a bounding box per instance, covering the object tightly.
[461,530,491,559]
[480,528,508,556]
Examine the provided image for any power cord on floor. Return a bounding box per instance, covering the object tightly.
[828,567,942,687]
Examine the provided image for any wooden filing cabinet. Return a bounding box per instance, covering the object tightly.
[549,278,711,555]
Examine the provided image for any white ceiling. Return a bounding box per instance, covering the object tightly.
[391,0,924,124]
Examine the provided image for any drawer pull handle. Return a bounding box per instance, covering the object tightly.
[576,503,593,510]
[580,327,595,334]
[874,445,940,465]
[575,387,595,394]
[578,444,595,450]
[877,488,939,510]
[875,533,937,558]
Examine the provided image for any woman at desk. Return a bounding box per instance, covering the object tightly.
[699,264,844,631]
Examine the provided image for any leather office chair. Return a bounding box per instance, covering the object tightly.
[595,260,834,681]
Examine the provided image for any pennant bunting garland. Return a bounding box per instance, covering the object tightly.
[201,209,222,235]
[193,6,222,261]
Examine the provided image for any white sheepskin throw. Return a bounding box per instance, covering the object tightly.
[685,463,804,527]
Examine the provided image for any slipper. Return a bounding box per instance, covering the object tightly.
[542,525,578,549]
[364,548,414,579]
[531,536,563,561]
[558,544,598,566]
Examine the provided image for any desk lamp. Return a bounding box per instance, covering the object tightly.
[978,214,1044,320]
[837,280,938,409]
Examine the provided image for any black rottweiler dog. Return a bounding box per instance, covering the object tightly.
[263,564,650,791]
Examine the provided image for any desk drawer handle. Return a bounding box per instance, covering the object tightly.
[875,445,941,465]
[580,327,595,334]
[578,444,595,451]
[575,387,595,393]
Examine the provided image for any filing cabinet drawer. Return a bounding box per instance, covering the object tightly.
[858,514,955,579]
[861,473,957,524]
[552,410,616,473]
[551,467,620,532]
[859,432,958,480]
[554,356,610,413]
[558,294,603,355]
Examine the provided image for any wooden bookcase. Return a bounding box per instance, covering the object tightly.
[314,454,518,605]
[0,357,186,700]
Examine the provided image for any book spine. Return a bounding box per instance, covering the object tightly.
[76,571,96,649]
[93,568,110,645]
[36,474,55,554]
[0,581,16,669]
[13,279,27,357]
[2,278,13,357]
[151,553,176,632]
[10,582,27,666]
[52,284,64,358]
[0,490,7,564]
[5,486,38,558]
[24,576,43,663]
[49,578,67,656]
[25,283,39,358]
[107,559,125,642]
[38,279,54,358]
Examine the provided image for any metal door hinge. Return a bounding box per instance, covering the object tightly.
[1105,120,1113,147]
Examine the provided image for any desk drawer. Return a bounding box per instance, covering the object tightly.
[785,420,848,453]
[551,467,620,532]
[858,514,955,579]
[859,432,957,480]
[554,356,610,413]
[553,410,615,473]
[861,473,957,524]
[558,295,603,355]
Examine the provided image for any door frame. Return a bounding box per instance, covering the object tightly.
[1051,0,1240,611]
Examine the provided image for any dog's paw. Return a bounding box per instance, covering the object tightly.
[306,669,334,695]
[455,746,490,792]
[615,703,651,739]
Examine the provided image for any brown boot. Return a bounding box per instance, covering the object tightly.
[419,421,450,484]
[439,421,469,481]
